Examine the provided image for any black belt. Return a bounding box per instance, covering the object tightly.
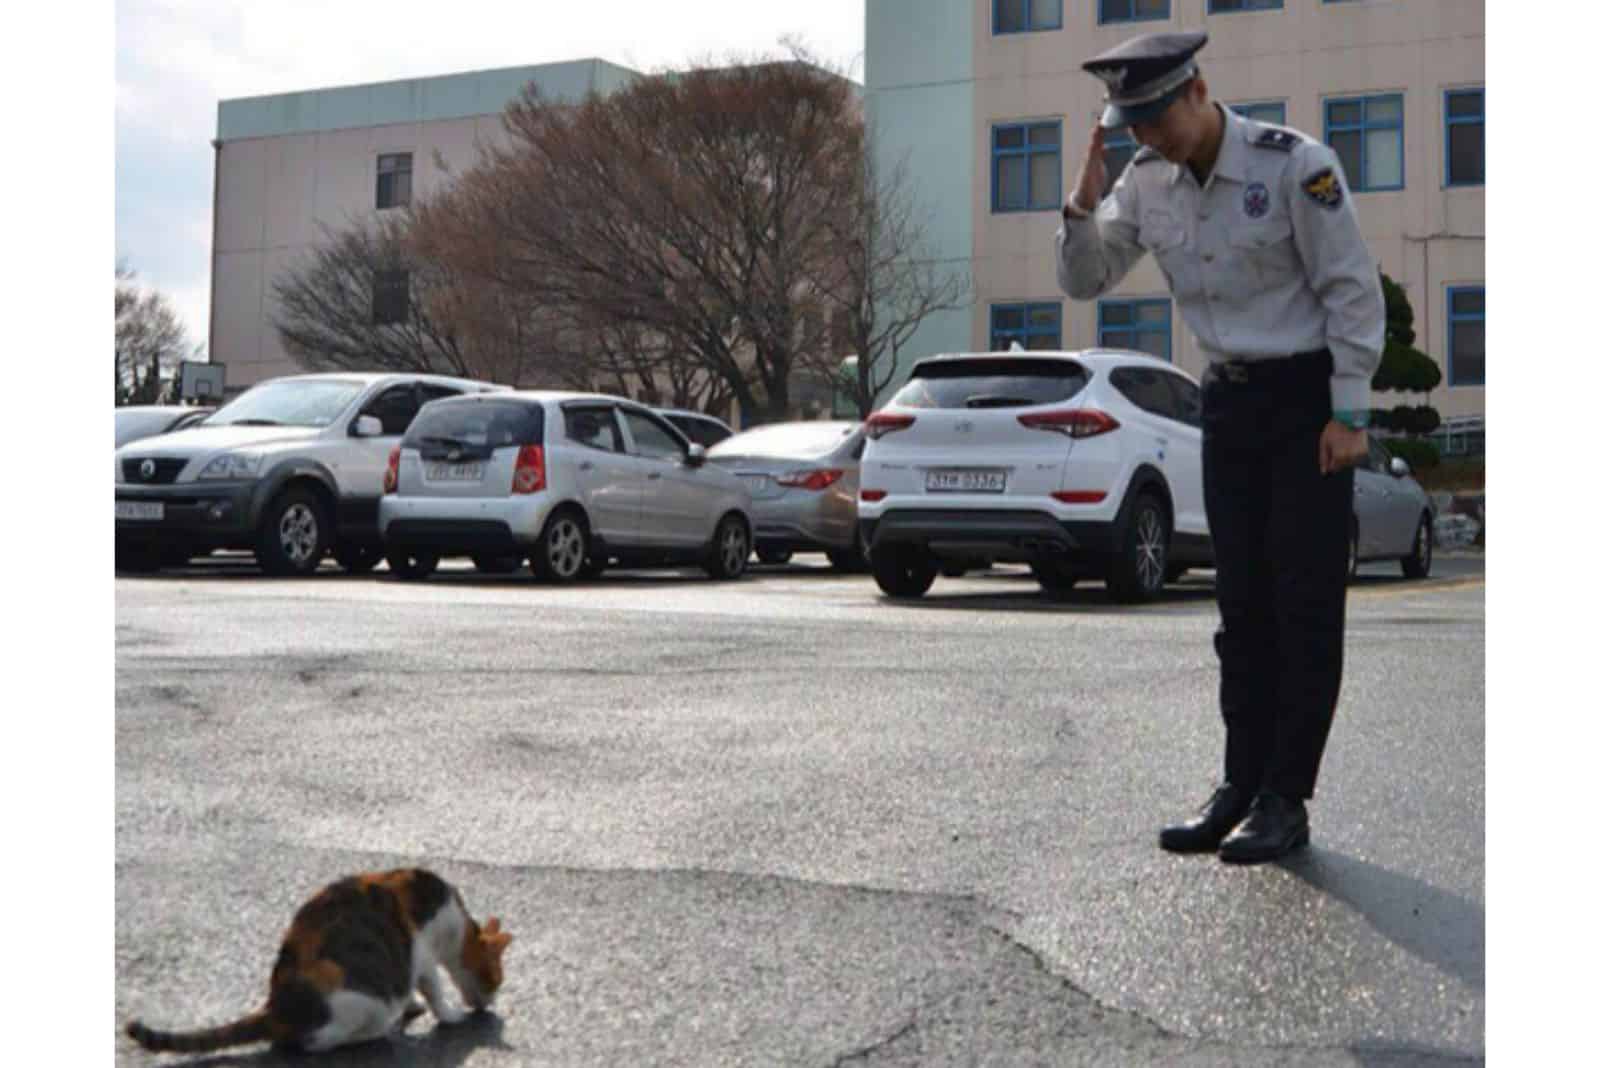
[1210,349,1331,384]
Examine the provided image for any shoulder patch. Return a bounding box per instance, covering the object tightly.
[1252,128,1301,152]
[1132,146,1162,166]
[1301,166,1345,210]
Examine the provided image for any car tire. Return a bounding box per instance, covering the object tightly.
[1401,514,1433,579]
[1105,493,1170,604]
[333,542,384,575]
[472,554,524,575]
[704,515,751,581]
[756,548,793,566]
[255,487,330,577]
[871,544,938,599]
[531,508,589,584]
[386,550,440,581]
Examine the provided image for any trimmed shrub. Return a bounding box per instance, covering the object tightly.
[1384,437,1441,471]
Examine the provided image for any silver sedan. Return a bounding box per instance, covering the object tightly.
[708,421,866,570]
[1351,436,1435,579]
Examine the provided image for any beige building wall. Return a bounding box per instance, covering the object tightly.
[968,0,1485,419]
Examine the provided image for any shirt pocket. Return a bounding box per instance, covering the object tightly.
[1224,216,1297,292]
[1141,218,1199,301]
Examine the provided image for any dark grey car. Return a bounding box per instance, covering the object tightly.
[708,421,866,570]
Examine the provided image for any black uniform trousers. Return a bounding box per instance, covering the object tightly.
[1200,350,1353,802]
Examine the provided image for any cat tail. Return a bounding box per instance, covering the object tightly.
[125,1008,272,1053]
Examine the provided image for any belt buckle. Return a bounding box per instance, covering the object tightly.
[1220,362,1249,384]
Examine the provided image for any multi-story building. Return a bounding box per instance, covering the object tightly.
[864,0,1485,422]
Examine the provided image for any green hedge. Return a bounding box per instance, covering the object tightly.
[1383,437,1441,470]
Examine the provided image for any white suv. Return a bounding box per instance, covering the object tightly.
[378,392,754,582]
[856,351,1210,602]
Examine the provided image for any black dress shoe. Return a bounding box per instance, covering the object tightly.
[1158,783,1253,854]
[1218,792,1309,865]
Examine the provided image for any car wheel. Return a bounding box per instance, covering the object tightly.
[871,544,938,599]
[1401,514,1433,579]
[756,547,793,566]
[255,488,329,577]
[333,542,384,574]
[1031,560,1078,597]
[705,515,751,581]
[1106,493,1170,604]
[385,550,440,581]
[472,554,524,575]
[532,509,589,584]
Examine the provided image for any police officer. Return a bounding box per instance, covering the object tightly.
[1055,31,1383,864]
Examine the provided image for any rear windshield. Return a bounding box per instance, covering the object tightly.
[709,422,857,459]
[889,358,1089,410]
[402,399,544,455]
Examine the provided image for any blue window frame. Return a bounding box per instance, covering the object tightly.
[1099,0,1169,24]
[1325,94,1405,192]
[1103,128,1138,192]
[1445,89,1485,187]
[992,121,1062,213]
[994,0,1062,35]
[1098,299,1172,362]
[1447,287,1484,387]
[1209,0,1283,12]
[1231,100,1286,126]
[991,303,1062,351]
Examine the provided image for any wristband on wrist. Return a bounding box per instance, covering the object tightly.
[1332,409,1369,430]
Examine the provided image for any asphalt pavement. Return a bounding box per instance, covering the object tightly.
[115,555,1484,1066]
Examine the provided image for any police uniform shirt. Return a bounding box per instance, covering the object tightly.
[1055,106,1384,417]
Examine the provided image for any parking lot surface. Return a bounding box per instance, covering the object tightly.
[116,555,1484,1066]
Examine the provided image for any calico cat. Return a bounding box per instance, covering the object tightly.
[125,868,512,1055]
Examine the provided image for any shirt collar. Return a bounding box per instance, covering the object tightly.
[1168,104,1247,187]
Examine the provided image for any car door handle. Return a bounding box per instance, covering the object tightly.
[648,472,663,480]
[579,462,594,471]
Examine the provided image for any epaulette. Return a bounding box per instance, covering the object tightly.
[1132,146,1163,166]
[1252,128,1300,152]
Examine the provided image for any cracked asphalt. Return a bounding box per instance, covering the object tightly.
[115,555,1484,1066]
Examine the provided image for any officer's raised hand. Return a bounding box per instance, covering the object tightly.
[1068,125,1110,214]
[1319,421,1367,475]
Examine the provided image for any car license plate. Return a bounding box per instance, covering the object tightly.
[925,469,1007,493]
[116,500,164,521]
[426,462,484,482]
[738,474,770,492]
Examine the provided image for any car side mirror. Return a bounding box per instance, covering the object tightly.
[685,443,707,467]
[1388,457,1411,479]
[351,414,384,438]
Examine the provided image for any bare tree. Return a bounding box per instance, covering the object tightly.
[271,212,477,378]
[115,261,191,405]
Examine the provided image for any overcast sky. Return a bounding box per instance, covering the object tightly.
[115,0,868,356]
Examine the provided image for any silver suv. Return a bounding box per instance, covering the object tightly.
[114,372,504,575]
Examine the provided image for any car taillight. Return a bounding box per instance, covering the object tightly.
[512,445,546,494]
[860,489,887,502]
[383,447,400,494]
[776,468,845,491]
[1051,490,1108,504]
[864,412,916,440]
[1017,409,1120,438]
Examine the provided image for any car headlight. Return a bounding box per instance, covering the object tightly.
[196,452,266,481]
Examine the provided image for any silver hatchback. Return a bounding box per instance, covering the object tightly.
[708,421,866,569]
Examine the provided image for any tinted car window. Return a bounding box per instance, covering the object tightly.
[668,415,732,448]
[889,358,1089,410]
[365,385,421,435]
[564,406,624,453]
[1366,437,1393,473]
[1164,373,1202,428]
[418,384,463,405]
[621,409,688,461]
[1110,367,1178,421]
[403,399,544,459]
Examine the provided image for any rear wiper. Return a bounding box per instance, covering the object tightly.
[227,418,283,426]
[965,395,1034,409]
[420,435,472,449]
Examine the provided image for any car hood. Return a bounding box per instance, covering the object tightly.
[114,423,324,459]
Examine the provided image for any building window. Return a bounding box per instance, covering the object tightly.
[1325,94,1404,192]
[991,302,1062,351]
[372,269,410,326]
[1099,0,1169,23]
[1104,128,1137,192]
[992,122,1062,213]
[1098,299,1172,361]
[1231,100,1287,125]
[1445,89,1485,187]
[1447,287,1484,387]
[376,153,413,211]
[1209,0,1283,12]
[994,0,1062,34]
